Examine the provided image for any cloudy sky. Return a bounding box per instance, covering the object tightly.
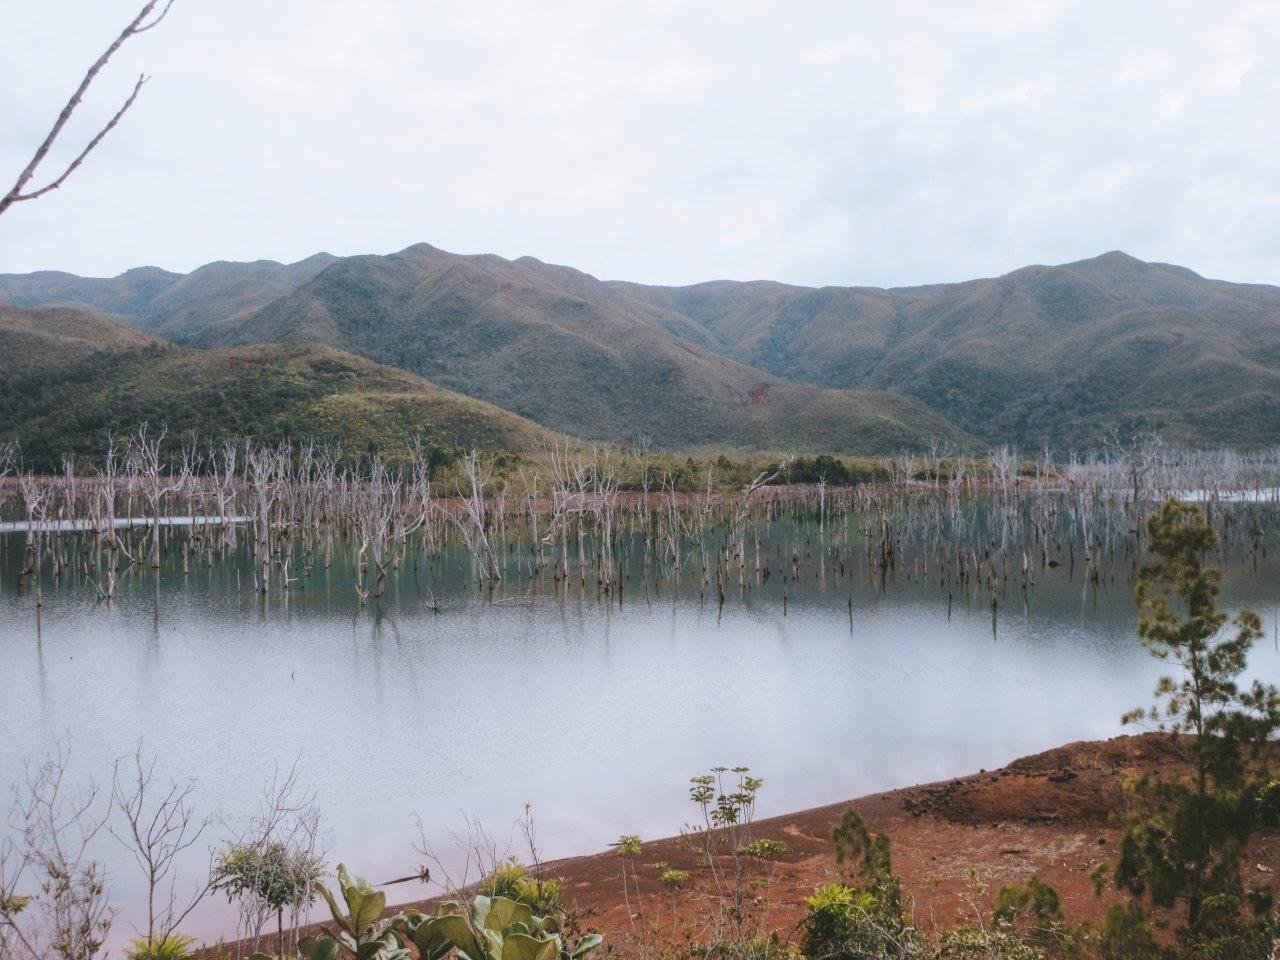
[3,1,1279,287]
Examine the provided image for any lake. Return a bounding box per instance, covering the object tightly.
[3,503,1279,946]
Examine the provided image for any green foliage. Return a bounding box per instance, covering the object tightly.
[212,840,325,915]
[615,835,643,858]
[932,924,1047,959]
[1098,904,1162,960]
[831,808,902,920]
[738,839,789,861]
[297,866,603,960]
[994,877,1062,929]
[479,861,565,917]
[0,891,31,916]
[776,456,890,486]
[803,811,914,960]
[1115,500,1280,945]
[124,935,196,960]
[659,869,689,891]
[0,342,551,471]
[801,883,913,960]
[689,769,763,830]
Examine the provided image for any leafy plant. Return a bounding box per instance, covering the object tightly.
[660,869,689,891]
[688,767,763,935]
[933,924,1046,960]
[830,807,902,922]
[296,866,603,960]
[124,934,196,960]
[1097,903,1161,960]
[801,883,914,960]
[738,839,789,861]
[991,877,1081,955]
[400,894,602,960]
[479,861,565,918]
[213,839,325,956]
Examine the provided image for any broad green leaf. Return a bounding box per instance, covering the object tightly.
[412,916,455,959]
[429,913,484,960]
[482,928,504,959]
[484,897,533,932]
[571,934,603,958]
[299,939,340,960]
[355,889,387,930]
[471,895,492,929]
[499,933,556,960]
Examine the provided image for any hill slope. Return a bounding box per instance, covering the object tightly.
[0,305,559,469]
[12,246,1276,449]
[198,243,967,453]
[0,302,159,373]
[0,254,337,341]
[613,252,1280,448]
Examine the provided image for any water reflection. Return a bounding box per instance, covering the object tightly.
[2,527,1278,946]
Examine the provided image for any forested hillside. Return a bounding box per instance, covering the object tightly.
[8,246,1280,451]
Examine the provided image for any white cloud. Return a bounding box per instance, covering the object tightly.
[3,0,1280,288]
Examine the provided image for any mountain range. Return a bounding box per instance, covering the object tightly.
[3,244,1278,461]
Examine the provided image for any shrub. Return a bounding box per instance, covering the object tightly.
[660,869,690,891]
[739,839,790,861]
[934,925,1046,959]
[479,859,565,916]
[124,935,196,960]
[801,883,913,960]
[1098,904,1160,960]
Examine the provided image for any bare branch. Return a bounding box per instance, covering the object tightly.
[1,1,177,218]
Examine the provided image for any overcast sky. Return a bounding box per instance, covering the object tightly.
[3,1,1280,288]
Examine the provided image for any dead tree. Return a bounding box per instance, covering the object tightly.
[130,425,183,569]
[1,2,178,219]
[450,450,501,582]
[109,752,212,956]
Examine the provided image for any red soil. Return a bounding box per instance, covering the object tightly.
[227,735,1280,955]
[397,735,1280,945]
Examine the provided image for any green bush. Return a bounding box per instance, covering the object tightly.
[479,859,565,918]
[801,883,913,960]
[739,839,790,861]
[124,934,196,960]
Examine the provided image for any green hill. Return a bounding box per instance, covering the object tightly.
[0,302,160,374]
[12,244,1276,451]
[613,251,1280,448]
[196,243,968,453]
[0,305,560,469]
[0,254,337,341]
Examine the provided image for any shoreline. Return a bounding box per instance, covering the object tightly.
[215,733,1280,954]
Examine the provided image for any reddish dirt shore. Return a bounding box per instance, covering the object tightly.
[232,735,1280,955]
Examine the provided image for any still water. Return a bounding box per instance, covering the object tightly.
[2,523,1278,945]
